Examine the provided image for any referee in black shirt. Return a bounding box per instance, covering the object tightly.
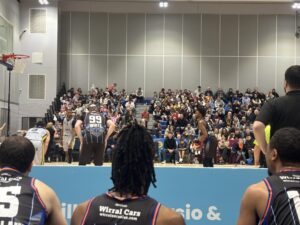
[254,65,300,156]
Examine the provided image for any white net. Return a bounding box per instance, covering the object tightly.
[12,58,28,74]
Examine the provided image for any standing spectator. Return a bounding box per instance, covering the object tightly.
[204,87,213,97]
[136,87,144,104]
[271,88,279,98]
[254,65,300,163]
[194,85,202,97]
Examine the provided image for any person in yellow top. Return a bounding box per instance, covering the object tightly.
[253,125,270,166]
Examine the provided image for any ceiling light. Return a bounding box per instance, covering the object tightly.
[159,0,168,8]
[39,0,49,5]
[292,2,300,9]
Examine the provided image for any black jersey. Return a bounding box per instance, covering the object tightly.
[81,193,161,225]
[82,112,106,144]
[0,168,47,225]
[260,170,300,225]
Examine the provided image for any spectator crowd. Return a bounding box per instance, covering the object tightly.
[49,83,280,166]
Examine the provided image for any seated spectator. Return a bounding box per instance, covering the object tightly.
[177,134,188,163]
[184,123,195,138]
[141,107,150,128]
[161,131,179,164]
[125,98,135,113]
[153,106,162,121]
[218,136,230,163]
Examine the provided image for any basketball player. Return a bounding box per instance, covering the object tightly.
[236,127,300,225]
[0,136,67,225]
[25,121,50,165]
[194,106,210,166]
[62,110,75,164]
[75,104,115,166]
[71,123,185,225]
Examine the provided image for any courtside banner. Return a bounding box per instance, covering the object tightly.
[31,167,266,225]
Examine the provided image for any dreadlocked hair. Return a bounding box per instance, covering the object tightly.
[110,121,157,196]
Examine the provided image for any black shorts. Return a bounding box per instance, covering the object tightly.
[79,141,105,166]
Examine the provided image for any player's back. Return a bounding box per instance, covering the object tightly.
[26,127,48,142]
[83,112,106,144]
[262,170,300,225]
[0,168,47,224]
[81,193,161,225]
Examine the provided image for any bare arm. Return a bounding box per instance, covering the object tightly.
[75,120,83,143]
[198,120,208,143]
[44,130,50,154]
[253,121,267,154]
[105,120,116,143]
[0,123,6,131]
[236,183,268,225]
[34,180,67,225]
[71,201,89,225]
[156,205,186,225]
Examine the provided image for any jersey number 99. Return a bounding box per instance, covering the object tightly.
[0,186,22,218]
[89,115,102,124]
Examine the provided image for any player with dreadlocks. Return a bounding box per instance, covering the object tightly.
[71,122,185,225]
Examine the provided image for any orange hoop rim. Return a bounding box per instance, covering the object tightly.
[2,54,30,62]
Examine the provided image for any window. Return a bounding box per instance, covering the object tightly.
[29,75,45,99]
[30,9,47,33]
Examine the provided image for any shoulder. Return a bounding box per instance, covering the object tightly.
[33,179,59,212]
[242,181,268,207]
[71,200,91,225]
[156,205,185,225]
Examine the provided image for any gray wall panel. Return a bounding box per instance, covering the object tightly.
[109,14,126,54]
[220,57,238,90]
[71,12,89,54]
[90,56,107,89]
[90,13,107,54]
[258,57,276,92]
[164,56,181,89]
[70,55,88,92]
[277,15,295,57]
[60,54,70,88]
[221,15,238,56]
[108,56,126,90]
[183,57,200,90]
[164,14,182,55]
[258,15,276,56]
[127,14,145,55]
[145,56,163,97]
[127,56,144,93]
[202,15,219,56]
[239,57,257,92]
[239,16,257,56]
[201,57,219,90]
[183,14,201,56]
[60,12,70,54]
[146,14,163,55]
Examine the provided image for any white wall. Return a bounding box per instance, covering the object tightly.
[18,0,58,124]
[0,0,20,134]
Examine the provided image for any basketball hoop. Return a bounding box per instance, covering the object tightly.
[0,53,30,137]
[0,54,30,74]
